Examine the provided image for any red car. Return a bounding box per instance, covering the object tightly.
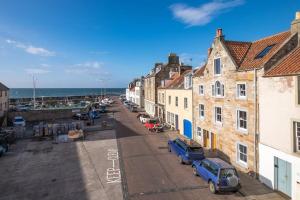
[144,119,164,132]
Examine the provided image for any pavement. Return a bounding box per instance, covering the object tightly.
[0,98,288,200]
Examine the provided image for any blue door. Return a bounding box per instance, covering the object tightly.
[183,119,192,139]
[275,157,292,197]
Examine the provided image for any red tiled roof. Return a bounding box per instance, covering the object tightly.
[224,41,251,66]
[264,47,300,77]
[166,70,192,89]
[239,31,291,70]
[193,64,206,77]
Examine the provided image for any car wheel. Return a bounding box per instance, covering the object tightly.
[192,166,198,176]
[178,155,184,164]
[209,181,216,194]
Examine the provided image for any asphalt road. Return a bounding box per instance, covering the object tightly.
[114,100,244,200]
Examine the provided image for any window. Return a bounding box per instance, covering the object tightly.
[295,122,300,152]
[184,74,192,89]
[175,96,178,107]
[215,107,222,123]
[158,93,161,102]
[184,98,188,109]
[197,127,202,137]
[298,76,300,105]
[199,104,204,119]
[162,93,165,104]
[237,83,246,99]
[255,44,275,59]
[237,143,247,165]
[213,81,224,97]
[168,96,171,105]
[199,85,204,95]
[214,58,221,75]
[237,110,247,131]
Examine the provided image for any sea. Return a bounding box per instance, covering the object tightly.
[10,88,126,99]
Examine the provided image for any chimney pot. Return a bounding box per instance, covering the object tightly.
[216,28,223,37]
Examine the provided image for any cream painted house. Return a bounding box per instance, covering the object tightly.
[164,69,193,138]
[258,12,300,199]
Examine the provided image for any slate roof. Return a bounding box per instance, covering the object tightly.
[264,47,300,77]
[193,64,206,77]
[0,82,9,91]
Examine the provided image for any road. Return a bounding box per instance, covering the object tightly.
[114,100,244,200]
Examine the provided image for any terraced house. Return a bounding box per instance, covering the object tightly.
[159,67,193,137]
[192,15,299,175]
[144,53,183,117]
[0,82,9,127]
[258,12,300,199]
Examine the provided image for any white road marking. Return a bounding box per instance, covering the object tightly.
[107,149,121,184]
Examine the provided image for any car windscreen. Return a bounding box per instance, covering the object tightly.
[219,168,237,178]
[14,118,24,122]
[188,146,203,152]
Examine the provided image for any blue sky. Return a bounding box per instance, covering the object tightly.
[0,0,298,88]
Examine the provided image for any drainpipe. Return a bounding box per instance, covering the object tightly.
[254,68,258,178]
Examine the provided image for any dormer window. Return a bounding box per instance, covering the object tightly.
[214,58,221,75]
[184,74,192,89]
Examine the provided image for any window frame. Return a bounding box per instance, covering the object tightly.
[168,96,171,105]
[199,104,205,120]
[196,127,202,138]
[214,58,221,76]
[237,109,248,133]
[213,81,224,98]
[236,83,247,99]
[175,96,178,107]
[295,122,300,153]
[214,106,222,125]
[184,97,188,109]
[236,142,248,167]
[199,85,204,96]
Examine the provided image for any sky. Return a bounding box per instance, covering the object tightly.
[0,0,298,88]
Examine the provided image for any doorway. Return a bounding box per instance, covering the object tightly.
[274,157,292,197]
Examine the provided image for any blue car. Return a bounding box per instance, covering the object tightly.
[168,138,205,164]
[192,158,241,194]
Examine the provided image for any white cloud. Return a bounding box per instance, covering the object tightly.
[25,68,50,74]
[6,39,55,56]
[65,61,107,75]
[170,0,244,26]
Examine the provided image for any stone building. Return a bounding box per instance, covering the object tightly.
[258,12,300,199]
[192,16,298,174]
[0,82,9,127]
[134,77,144,108]
[144,53,186,117]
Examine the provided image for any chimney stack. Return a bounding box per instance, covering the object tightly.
[168,53,179,65]
[291,11,300,38]
[216,28,223,38]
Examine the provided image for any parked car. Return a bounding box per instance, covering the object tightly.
[13,116,26,127]
[73,113,89,120]
[144,119,163,132]
[130,105,138,112]
[192,158,241,194]
[139,114,150,123]
[168,138,205,164]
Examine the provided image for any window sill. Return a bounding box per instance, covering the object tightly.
[199,117,205,121]
[236,160,248,168]
[237,128,248,134]
[215,121,223,127]
[236,97,247,100]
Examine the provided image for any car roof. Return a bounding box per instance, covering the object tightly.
[14,116,23,119]
[205,158,234,169]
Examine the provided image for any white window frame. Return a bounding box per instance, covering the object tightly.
[199,104,205,120]
[184,97,188,109]
[236,142,248,167]
[296,122,300,152]
[196,127,202,138]
[214,106,222,125]
[184,74,192,89]
[214,57,221,76]
[237,109,248,133]
[213,81,224,98]
[237,83,247,99]
[199,85,204,96]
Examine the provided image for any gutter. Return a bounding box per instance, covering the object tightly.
[254,68,258,178]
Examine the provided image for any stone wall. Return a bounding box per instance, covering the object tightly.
[8,108,84,122]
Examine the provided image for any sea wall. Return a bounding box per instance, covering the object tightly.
[8,108,84,122]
